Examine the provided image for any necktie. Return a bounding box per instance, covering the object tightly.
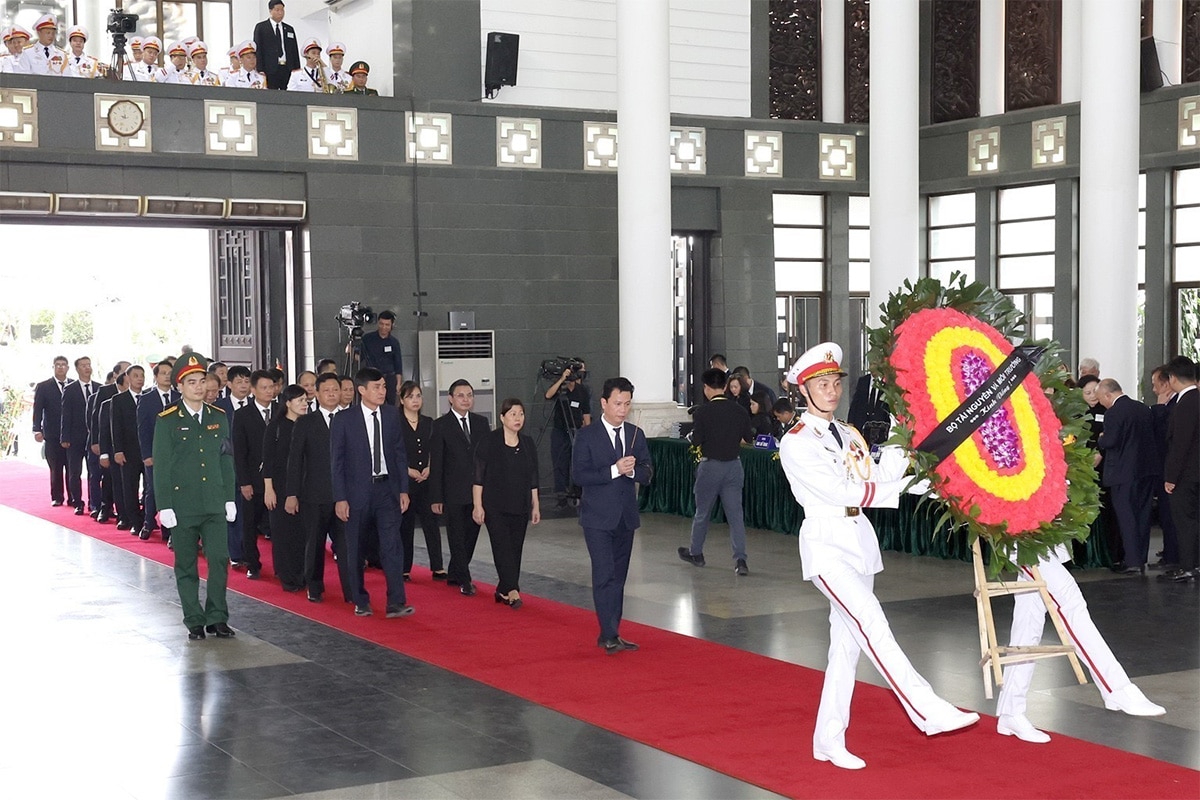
[238,398,245,409]
[44,46,49,58]
[134,393,140,407]
[162,393,170,406]
[84,385,91,400]
[460,416,469,437]
[613,426,623,459]
[276,23,284,52]
[372,411,382,475]
[58,381,65,394]
[263,406,271,423]
[828,423,844,448]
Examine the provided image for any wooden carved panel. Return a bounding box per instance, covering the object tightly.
[769,0,822,120]
[1005,0,1061,111]
[845,0,871,124]
[1186,0,1200,84]
[931,0,980,123]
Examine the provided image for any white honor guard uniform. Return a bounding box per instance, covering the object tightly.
[778,342,978,771]
[0,27,32,74]
[325,42,350,91]
[22,14,67,76]
[62,26,101,78]
[160,41,191,84]
[127,37,162,82]
[218,46,239,84]
[187,41,221,86]
[228,42,266,89]
[994,545,1165,743]
[287,38,324,92]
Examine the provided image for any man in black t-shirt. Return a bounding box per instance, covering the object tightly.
[544,365,592,507]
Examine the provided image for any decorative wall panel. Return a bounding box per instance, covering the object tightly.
[1005,0,1061,111]
[931,0,980,124]
[845,0,871,124]
[769,0,821,120]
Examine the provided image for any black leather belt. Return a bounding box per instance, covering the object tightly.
[371,474,389,483]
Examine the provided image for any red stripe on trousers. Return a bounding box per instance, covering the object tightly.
[817,575,926,722]
[1020,565,1113,693]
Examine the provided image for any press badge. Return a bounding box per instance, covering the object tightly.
[384,346,392,352]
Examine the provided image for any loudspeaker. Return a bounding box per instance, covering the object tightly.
[484,32,519,98]
[1140,36,1164,92]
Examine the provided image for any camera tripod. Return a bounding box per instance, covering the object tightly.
[108,32,129,81]
[533,371,585,508]
[340,325,364,378]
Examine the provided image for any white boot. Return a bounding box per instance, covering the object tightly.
[924,708,980,736]
[1103,684,1166,717]
[813,746,866,770]
[997,713,1051,744]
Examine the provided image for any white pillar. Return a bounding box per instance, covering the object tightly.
[979,0,1005,116]
[1153,0,1183,86]
[821,0,844,123]
[868,0,919,322]
[616,0,673,406]
[1079,0,1141,389]
[1061,0,1082,103]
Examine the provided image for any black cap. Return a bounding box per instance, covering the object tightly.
[268,0,285,9]
[349,60,369,75]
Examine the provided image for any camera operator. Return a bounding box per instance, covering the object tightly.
[544,363,591,508]
[354,310,403,406]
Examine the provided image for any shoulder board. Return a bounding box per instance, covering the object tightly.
[158,406,175,418]
[204,402,225,414]
[786,421,806,435]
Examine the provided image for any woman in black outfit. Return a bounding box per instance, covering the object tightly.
[261,384,308,592]
[399,380,447,581]
[726,374,752,414]
[748,390,775,438]
[472,397,541,608]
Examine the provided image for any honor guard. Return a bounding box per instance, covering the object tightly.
[161,41,190,83]
[22,13,67,76]
[778,342,979,770]
[128,36,162,81]
[152,353,237,642]
[287,38,324,91]
[347,61,378,95]
[62,26,101,78]
[188,40,221,86]
[128,35,143,63]
[218,45,240,84]
[228,41,266,88]
[326,42,350,91]
[0,26,32,74]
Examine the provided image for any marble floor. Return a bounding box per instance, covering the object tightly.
[4,503,1196,799]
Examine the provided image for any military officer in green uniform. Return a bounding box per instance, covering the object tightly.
[346,61,378,95]
[153,353,238,641]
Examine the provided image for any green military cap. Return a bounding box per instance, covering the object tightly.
[172,352,209,385]
[349,60,369,76]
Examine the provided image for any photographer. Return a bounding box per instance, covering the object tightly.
[544,362,591,508]
[354,310,403,406]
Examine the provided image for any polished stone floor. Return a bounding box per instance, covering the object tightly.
[4,503,1196,799]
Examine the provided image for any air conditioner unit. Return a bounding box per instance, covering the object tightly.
[323,0,363,9]
[418,330,496,425]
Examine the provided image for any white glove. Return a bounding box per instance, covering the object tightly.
[906,478,933,496]
[159,509,178,528]
[225,501,237,522]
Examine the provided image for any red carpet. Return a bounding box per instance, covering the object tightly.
[4,459,1196,799]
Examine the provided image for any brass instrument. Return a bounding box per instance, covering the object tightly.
[318,60,342,94]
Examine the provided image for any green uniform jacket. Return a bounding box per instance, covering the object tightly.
[152,402,236,517]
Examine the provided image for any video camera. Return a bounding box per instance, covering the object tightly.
[334,301,374,332]
[107,9,139,35]
[540,356,585,381]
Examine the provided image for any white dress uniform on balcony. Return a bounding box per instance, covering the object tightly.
[21,14,67,76]
[62,26,102,78]
[0,27,33,74]
[778,342,978,771]
[287,38,324,92]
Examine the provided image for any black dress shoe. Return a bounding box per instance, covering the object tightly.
[1117,565,1145,576]
[678,547,705,567]
[116,521,131,531]
[187,626,206,641]
[90,509,100,520]
[73,505,85,516]
[460,582,477,596]
[1148,561,1178,572]
[600,638,625,655]
[205,622,235,638]
[96,512,111,524]
[616,637,639,651]
[51,500,63,507]
[446,578,462,586]
[354,605,373,616]
[307,592,322,603]
[138,529,151,540]
[1159,568,1197,582]
[385,605,415,618]
[735,559,749,576]
[246,568,261,580]
[432,571,448,581]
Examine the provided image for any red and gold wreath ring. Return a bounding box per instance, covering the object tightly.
[891,307,1068,534]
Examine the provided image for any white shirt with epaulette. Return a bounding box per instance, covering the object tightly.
[62,53,101,78]
[21,43,66,75]
[286,66,322,92]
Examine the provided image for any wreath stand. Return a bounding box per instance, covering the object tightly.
[971,540,1088,699]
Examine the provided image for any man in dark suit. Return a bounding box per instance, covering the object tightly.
[732,365,777,407]
[572,376,653,654]
[138,361,180,541]
[330,367,413,617]
[1161,358,1199,582]
[252,0,299,90]
[32,355,72,506]
[60,356,100,515]
[1096,378,1160,574]
[88,362,128,522]
[217,364,253,564]
[428,379,490,595]
[1148,364,1179,570]
[233,369,276,579]
[285,373,352,604]
[98,382,124,526]
[111,365,147,533]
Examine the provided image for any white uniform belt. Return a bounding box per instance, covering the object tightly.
[804,505,861,518]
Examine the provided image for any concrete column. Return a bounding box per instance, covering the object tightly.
[1153,0,1183,86]
[821,0,845,123]
[1061,0,1082,103]
[979,0,1005,116]
[868,0,920,323]
[1079,0,1141,388]
[616,0,674,408]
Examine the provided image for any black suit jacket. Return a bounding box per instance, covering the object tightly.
[138,387,179,460]
[110,391,142,463]
[60,380,99,448]
[428,411,490,506]
[572,419,653,531]
[1098,394,1160,486]
[32,377,69,442]
[233,402,270,490]
[286,409,336,504]
[88,384,120,449]
[1164,388,1199,485]
[252,18,300,78]
[98,397,116,459]
[330,403,409,507]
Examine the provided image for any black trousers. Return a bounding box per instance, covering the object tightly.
[101,456,118,514]
[344,482,407,609]
[241,490,267,572]
[44,438,67,503]
[400,480,443,574]
[300,500,351,601]
[119,460,145,529]
[443,502,481,585]
[1111,478,1154,567]
[65,443,85,506]
[486,510,529,595]
[269,503,307,591]
[582,522,635,642]
[1170,481,1200,571]
[85,450,102,512]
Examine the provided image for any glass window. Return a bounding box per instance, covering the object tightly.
[848,261,870,294]
[1176,207,1200,245]
[928,192,975,281]
[930,192,975,226]
[930,260,974,285]
[774,227,823,259]
[1177,167,1200,204]
[930,227,975,259]
[202,2,232,61]
[848,195,870,227]
[773,193,823,225]
[999,220,1056,255]
[998,255,1055,290]
[999,183,1056,220]
[775,261,825,293]
[998,183,1054,292]
[1177,246,1200,282]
